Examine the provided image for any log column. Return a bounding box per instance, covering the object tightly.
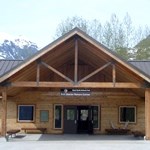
[145,89,150,140]
[1,88,7,136]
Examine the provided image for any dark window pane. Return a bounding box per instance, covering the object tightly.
[55,105,62,128]
[19,105,34,121]
[120,107,135,122]
[92,106,98,128]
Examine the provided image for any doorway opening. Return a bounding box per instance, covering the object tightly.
[64,105,99,134]
[77,106,89,133]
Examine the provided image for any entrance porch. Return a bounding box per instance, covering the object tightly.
[0,28,150,139]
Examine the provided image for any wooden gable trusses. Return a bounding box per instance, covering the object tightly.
[0,29,149,89]
[8,37,144,89]
[0,29,149,90]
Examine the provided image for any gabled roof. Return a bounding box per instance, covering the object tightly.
[0,27,150,83]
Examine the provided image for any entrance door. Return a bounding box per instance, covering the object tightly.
[77,106,89,133]
[64,106,77,133]
[64,105,99,134]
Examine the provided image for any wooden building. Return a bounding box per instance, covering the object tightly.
[0,28,150,139]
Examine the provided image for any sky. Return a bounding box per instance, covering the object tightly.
[0,0,150,48]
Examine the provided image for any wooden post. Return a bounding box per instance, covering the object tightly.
[74,38,78,84]
[112,63,116,87]
[36,63,40,86]
[145,89,150,140]
[1,88,7,136]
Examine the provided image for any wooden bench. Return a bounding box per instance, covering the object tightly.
[105,129,130,135]
[7,129,20,138]
[22,128,46,134]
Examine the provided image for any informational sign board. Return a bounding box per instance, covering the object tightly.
[60,89,91,96]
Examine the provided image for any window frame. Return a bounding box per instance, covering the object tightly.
[17,105,35,122]
[119,106,136,123]
[40,110,49,122]
[92,105,100,129]
[54,104,63,129]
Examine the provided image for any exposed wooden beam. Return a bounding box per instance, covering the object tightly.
[36,63,40,86]
[1,88,7,136]
[74,38,78,84]
[41,61,74,84]
[78,62,112,84]
[10,81,142,88]
[112,63,116,87]
[78,31,150,83]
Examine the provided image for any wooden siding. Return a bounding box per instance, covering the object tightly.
[0,90,145,134]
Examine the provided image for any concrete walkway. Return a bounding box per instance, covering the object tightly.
[5,134,144,141]
[0,134,150,150]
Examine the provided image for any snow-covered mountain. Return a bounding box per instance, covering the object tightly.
[0,33,39,60]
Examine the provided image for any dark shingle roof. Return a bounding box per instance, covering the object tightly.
[0,60,22,77]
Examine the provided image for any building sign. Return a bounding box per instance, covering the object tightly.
[60,89,91,96]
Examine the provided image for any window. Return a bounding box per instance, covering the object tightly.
[92,106,99,129]
[40,110,49,122]
[119,106,136,123]
[54,105,62,129]
[18,105,35,122]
